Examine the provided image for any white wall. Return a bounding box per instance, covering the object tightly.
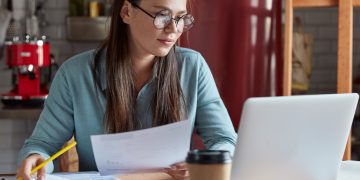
[0,119,37,173]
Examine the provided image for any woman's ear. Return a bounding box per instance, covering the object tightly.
[120,1,132,24]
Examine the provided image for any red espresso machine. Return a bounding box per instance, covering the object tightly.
[1,35,51,107]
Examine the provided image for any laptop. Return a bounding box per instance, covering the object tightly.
[230,93,359,180]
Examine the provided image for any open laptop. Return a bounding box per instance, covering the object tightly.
[230,93,359,180]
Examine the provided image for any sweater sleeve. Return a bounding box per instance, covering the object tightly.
[17,66,75,173]
[194,54,237,155]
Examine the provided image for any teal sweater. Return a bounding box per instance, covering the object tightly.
[18,47,237,172]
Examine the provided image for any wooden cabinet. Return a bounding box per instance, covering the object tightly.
[284,0,359,160]
[0,106,78,172]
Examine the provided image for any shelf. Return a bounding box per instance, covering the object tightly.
[284,0,354,160]
[0,104,42,120]
[293,0,360,8]
[66,16,110,41]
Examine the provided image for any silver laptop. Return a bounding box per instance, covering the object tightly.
[231,93,359,180]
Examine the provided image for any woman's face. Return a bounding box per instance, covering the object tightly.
[122,0,188,57]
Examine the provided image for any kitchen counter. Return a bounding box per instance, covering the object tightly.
[0,104,42,120]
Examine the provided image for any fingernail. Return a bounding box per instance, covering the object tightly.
[30,174,37,180]
[37,175,44,180]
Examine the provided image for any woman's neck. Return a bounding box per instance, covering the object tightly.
[132,54,156,94]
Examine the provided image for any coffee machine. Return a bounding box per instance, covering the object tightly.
[1,35,52,107]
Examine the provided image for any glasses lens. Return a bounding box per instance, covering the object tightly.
[176,18,184,32]
[154,15,170,29]
[154,10,172,29]
[182,14,194,32]
[154,12,195,32]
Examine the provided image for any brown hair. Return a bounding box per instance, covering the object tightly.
[93,0,186,133]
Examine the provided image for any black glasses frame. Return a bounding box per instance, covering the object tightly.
[130,2,194,32]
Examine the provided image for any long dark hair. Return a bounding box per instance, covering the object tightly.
[93,0,185,133]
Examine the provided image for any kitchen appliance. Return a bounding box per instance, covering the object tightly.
[26,0,39,37]
[1,35,52,107]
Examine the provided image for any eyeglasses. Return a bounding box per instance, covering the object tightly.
[130,2,195,33]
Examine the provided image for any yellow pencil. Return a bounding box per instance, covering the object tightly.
[17,141,77,180]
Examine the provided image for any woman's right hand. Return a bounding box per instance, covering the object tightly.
[17,154,46,180]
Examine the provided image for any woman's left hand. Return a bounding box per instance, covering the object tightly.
[163,162,189,180]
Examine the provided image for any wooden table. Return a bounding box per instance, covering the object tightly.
[2,161,360,180]
[0,172,173,180]
[116,172,173,180]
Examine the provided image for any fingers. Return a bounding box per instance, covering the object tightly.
[164,162,189,180]
[20,158,34,180]
[171,162,187,170]
[36,159,46,180]
[17,154,45,180]
[164,168,189,180]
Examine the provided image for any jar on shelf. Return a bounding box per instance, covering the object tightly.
[89,0,103,17]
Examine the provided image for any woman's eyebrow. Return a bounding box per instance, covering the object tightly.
[153,5,188,14]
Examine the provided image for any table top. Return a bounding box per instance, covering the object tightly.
[0,172,173,180]
[1,160,360,180]
[117,172,172,180]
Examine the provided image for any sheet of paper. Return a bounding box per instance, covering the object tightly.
[45,174,69,180]
[0,174,69,180]
[91,120,192,175]
[337,161,360,180]
[49,172,117,180]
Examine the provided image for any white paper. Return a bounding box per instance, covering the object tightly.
[91,120,192,175]
[47,172,117,180]
[45,174,69,180]
[337,161,360,180]
[0,174,69,180]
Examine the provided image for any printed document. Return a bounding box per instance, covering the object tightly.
[0,172,118,180]
[91,120,192,175]
[47,172,117,180]
[337,161,360,180]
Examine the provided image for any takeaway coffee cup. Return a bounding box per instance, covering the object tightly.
[186,150,232,180]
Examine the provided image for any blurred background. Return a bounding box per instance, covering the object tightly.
[0,0,360,173]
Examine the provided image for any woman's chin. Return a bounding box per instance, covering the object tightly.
[153,47,173,57]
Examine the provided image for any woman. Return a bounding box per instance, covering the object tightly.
[17,0,237,179]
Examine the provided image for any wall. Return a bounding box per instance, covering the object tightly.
[0,119,37,172]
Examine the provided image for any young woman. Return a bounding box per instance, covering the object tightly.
[17,0,237,179]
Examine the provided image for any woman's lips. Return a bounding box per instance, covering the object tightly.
[158,39,175,46]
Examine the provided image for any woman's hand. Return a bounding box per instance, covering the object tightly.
[163,162,189,180]
[17,154,46,180]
